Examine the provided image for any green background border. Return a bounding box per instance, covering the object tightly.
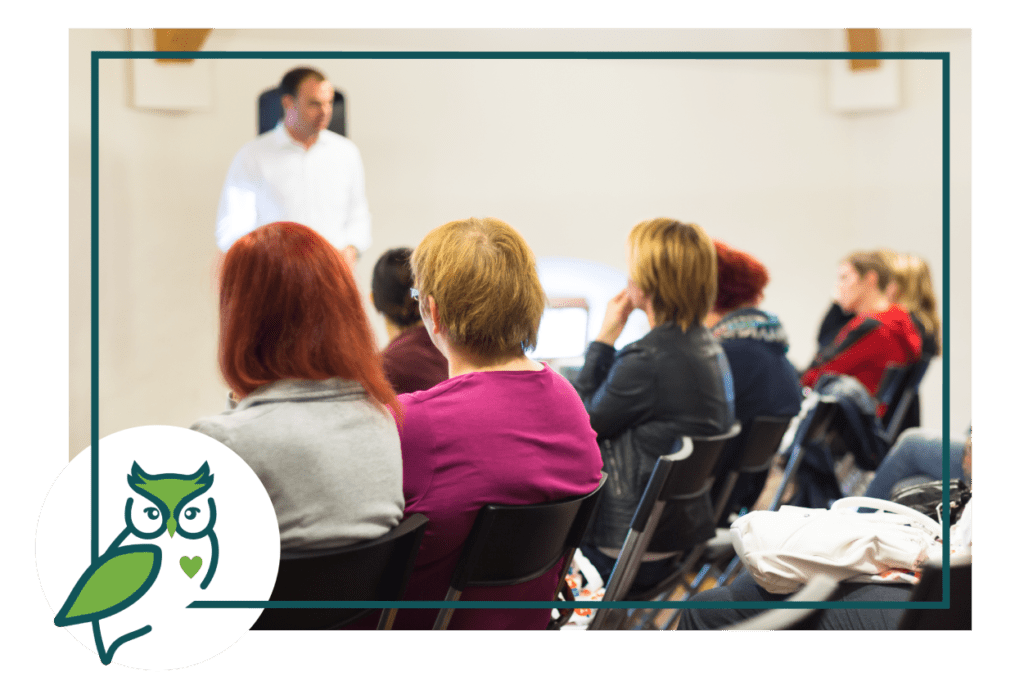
[8,2,991,691]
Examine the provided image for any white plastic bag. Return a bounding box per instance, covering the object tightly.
[730,497,942,594]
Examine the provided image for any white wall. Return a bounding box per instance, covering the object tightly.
[70,28,971,458]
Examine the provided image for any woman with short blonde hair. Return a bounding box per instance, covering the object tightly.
[574,218,736,591]
[411,217,545,361]
[395,217,604,630]
[628,219,718,329]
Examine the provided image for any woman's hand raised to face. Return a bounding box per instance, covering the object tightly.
[595,288,636,346]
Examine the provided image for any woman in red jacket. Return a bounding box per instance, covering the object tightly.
[802,250,921,395]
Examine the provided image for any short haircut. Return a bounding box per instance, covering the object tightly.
[371,247,420,327]
[218,222,398,414]
[713,240,770,313]
[628,218,717,330]
[280,67,327,97]
[844,250,892,291]
[411,217,545,360]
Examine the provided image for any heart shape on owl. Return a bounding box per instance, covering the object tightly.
[179,556,203,579]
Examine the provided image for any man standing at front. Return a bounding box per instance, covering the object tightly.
[216,67,370,268]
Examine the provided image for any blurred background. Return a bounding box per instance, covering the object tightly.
[68,28,971,458]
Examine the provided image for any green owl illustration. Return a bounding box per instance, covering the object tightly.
[54,462,218,665]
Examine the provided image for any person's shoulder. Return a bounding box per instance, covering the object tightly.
[398,375,463,409]
[236,128,280,153]
[190,411,239,447]
[317,129,361,153]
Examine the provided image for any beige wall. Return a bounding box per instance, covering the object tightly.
[70,28,971,458]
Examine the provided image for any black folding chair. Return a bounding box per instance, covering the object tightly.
[709,398,839,590]
[710,415,794,525]
[682,416,793,599]
[723,574,840,630]
[898,554,972,630]
[878,359,931,446]
[251,513,428,630]
[432,474,607,630]
[588,424,742,630]
[769,396,839,512]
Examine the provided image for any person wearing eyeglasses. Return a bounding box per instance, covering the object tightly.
[392,217,604,630]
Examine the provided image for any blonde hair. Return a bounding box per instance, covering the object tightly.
[411,217,546,360]
[891,254,942,355]
[628,219,717,330]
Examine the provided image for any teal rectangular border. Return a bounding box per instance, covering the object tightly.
[90,49,954,613]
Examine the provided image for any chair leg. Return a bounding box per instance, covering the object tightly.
[377,608,397,630]
[432,588,462,630]
[717,556,743,587]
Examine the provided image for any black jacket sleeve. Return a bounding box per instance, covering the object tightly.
[574,341,658,441]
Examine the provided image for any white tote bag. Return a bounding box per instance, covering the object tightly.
[730,497,943,594]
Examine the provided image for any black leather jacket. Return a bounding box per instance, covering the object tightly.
[574,322,735,549]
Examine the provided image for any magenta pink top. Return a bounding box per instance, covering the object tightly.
[393,363,604,630]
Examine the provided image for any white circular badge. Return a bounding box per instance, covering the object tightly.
[37,425,281,669]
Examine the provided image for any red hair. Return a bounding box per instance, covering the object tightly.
[218,222,399,415]
[713,240,770,312]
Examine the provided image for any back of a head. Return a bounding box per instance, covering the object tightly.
[218,222,397,409]
[371,248,420,327]
[629,218,717,329]
[713,240,770,314]
[844,250,892,292]
[411,217,546,360]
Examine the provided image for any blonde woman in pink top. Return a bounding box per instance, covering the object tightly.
[392,217,604,630]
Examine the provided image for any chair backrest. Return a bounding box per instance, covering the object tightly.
[642,423,742,553]
[257,87,347,137]
[769,396,839,511]
[710,415,793,525]
[593,425,742,613]
[735,416,794,475]
[447,474,608,592]
[880,359,931,444]
[897,554,972,630]
[875,363,912,414]
[251,513,428,630]
[723,574,840,630]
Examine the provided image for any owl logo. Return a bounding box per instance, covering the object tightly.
[53,462,218,665]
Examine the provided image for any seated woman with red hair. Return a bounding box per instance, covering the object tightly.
[192,222,404,557]
[704,240,803,516]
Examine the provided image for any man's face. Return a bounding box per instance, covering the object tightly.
[284,77,334,137]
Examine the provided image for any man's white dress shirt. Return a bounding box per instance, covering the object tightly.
[216,122,371,253]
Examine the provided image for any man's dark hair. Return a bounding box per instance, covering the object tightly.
[372,248,421,327]
[280,67,327,97]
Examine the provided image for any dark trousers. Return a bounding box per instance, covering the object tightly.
[675,570,913,630]
[580,544,678,594]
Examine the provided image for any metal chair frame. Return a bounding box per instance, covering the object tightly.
[588,423,742,630]
[679,415,794,606]
[709,397,840,590]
